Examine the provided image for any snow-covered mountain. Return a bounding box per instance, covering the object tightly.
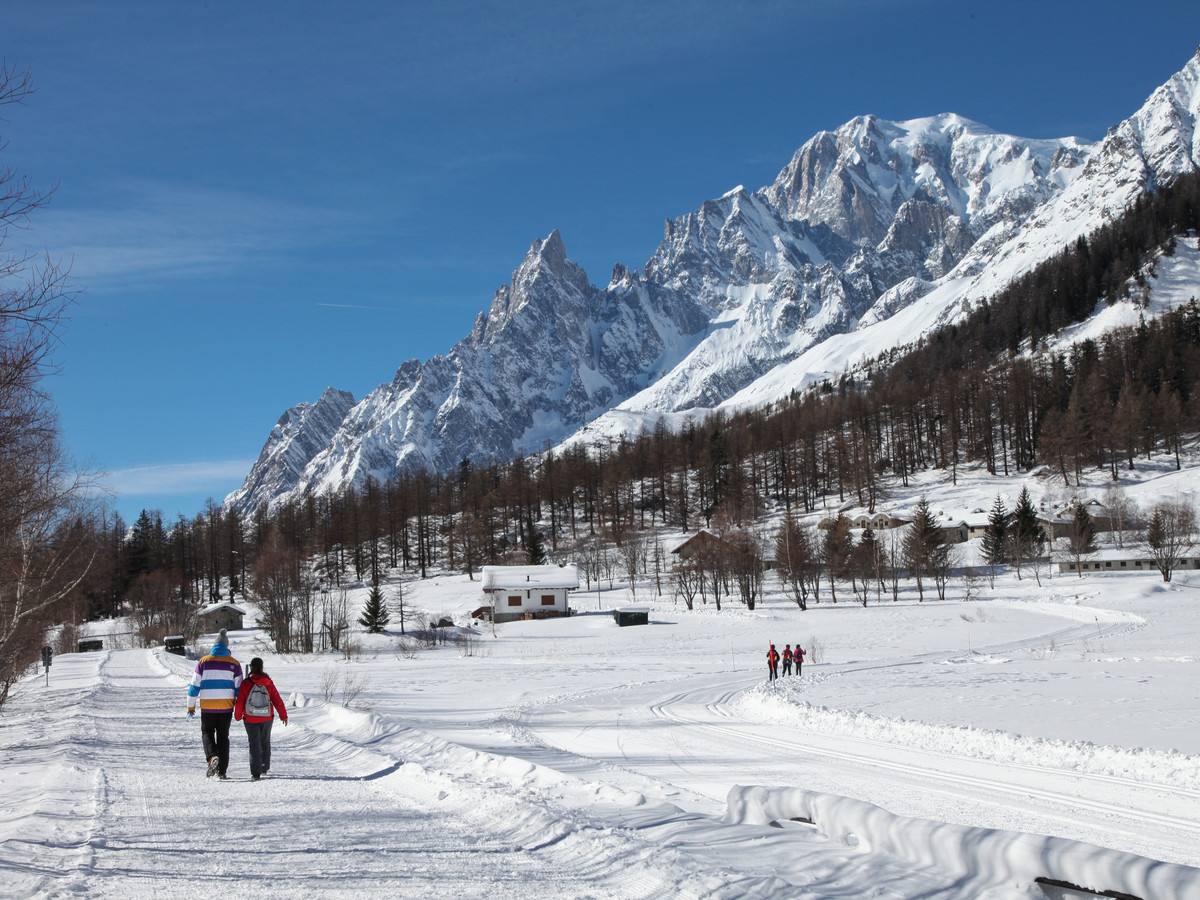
[226,50,1200,515]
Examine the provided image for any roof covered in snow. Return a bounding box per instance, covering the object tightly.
[199,602,246,615]
[481,564,580,591]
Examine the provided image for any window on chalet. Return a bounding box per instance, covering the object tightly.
[507,596,522,607]
[541,595,556,606]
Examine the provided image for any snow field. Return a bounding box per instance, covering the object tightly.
[6,455,1200,899]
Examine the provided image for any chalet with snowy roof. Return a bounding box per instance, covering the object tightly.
[670,530,731,560]
[962,509,992,540]
[1037,498,1121,541]
[817,509,907,531]
[481,564,579,623]
[198,601,245,633]
[855,511,899,531]
[933,514,970,545]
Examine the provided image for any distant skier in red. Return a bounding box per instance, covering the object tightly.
[766,643,780,681]
[794,643,806,676]
[781,644,793,677]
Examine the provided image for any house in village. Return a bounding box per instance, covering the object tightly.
[962,509,992,540]
[816,507,969,544]
[1038,497,1121,541]
[670,530,732,561]
[817,509,902,531]
[481,564,579,623]
[198,601,245,634]
[933,514,970,545]
[1055,548,1200,574]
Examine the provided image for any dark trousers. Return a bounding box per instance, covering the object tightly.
[768,663,778,681]
[782,660,792,676]
[244,719,274,777]
[200,711,233,775]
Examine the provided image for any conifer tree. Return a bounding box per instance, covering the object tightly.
[821,514,853,603]
[1065,500,1098,578]
[982,495,1009,584]
[903,497,940,601]
[358,583,390,633]
[525,526,547,565]
[1008,488,1045,581]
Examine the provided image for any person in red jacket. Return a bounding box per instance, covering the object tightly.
[766,643,780,681]
[781,644,793,677]
[234,657,288,780]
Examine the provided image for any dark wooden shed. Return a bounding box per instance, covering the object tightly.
[612,607,649,627]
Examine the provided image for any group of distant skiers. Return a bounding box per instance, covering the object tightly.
[187,628,288,780]
[766,642,805,681]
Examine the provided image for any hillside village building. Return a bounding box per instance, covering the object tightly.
[198,601,245,634]
[1055,549,1200,574]
[670,530,733,560]
[816,508,970,544]
[481,564,579,623]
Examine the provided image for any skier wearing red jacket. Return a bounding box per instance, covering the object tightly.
[766,644,780,681]
[234,657,288,780]
[781,644,793,677]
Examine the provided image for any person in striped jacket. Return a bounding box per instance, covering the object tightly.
[187,629,243,779]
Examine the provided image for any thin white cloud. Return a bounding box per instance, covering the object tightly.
[19,179,364,289]
[102,459,255,496]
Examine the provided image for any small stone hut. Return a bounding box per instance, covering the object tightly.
[198,602,245,634]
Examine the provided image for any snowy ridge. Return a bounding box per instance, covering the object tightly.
[229,50,1200,514]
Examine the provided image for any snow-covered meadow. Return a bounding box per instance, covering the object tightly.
[3,458,1200,899]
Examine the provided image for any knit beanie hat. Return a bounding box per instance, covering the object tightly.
[218,628,228,643]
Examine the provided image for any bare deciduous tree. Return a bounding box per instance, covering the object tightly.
[726,529,764,611]
[249,529,299,653]
[0,63,92,708]
[1145,500,1198,583]
[775,515,817,611]
[671,558,703,611]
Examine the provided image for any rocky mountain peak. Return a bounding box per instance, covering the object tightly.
[226,52,1200,517]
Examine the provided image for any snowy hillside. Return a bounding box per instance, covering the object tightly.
[9,451,1200,898]
[227,50,1200,515]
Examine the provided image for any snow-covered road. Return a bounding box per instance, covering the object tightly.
[3,649,804,899]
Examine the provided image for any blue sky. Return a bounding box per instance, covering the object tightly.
[5,1,1200,526]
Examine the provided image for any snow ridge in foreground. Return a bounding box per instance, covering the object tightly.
[726,786,1199,900]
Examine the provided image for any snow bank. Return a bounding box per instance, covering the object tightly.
[725,785,1200,899]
